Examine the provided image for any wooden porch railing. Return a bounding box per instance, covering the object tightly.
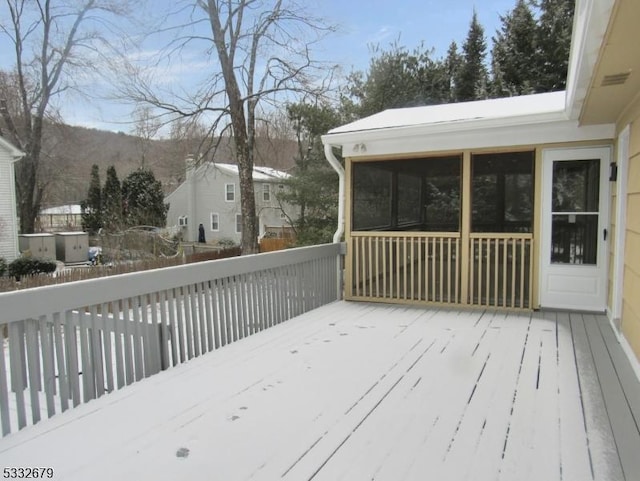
[349,233,461,304]
[469,234,532,309]
[0,244,342,437]
[348,232,532,309]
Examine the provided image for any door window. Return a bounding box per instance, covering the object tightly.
[550,159,600,265]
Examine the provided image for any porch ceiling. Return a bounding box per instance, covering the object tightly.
[579,0,640,125]
[1,302,638,481]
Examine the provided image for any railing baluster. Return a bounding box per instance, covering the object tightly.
[64,311,81,406]
[39,315,55,417]
[9,322,27,429]
[0,334,10,435]
[511,238,517,308]
[520,239,526,308]
[439,238,444,303]
[502,239,508,308]
[102,304,114,392]
[25,319,41,423]
[470,239,475,305]
[120,298,134,384]
[431,238,436,302]
[53,312,69,411]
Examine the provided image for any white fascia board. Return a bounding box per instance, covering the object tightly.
[324,119,615,158]
[565,0,616,120]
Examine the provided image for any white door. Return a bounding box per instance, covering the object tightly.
[540,147,610,311]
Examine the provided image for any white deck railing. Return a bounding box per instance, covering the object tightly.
[0,243,343,437]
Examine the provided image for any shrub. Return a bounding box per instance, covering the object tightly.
[8,256,57,279]
[217,238,237,248]
[0,257,6,277]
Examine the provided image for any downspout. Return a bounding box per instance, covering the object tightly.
[324,143,345,300]
[324,143,345,243]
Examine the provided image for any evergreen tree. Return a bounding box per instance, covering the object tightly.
[81,164,103,234]
[279,103,342,245]
[102,166,123,232]
[491,0,538,97]
[534,0,575,92]
[444,41,463,102]
[342,42,451,118]
[456,10,489,101]
[121,169,169,228]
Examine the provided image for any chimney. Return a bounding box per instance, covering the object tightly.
[186,155,197,242]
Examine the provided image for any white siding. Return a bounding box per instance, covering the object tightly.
[0,148,19,261]
[165,164,296,244]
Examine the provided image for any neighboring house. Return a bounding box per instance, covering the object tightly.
[166,160,296,244]
[0,136,23,262]
[37,204,82,232]
[322,0,640,365]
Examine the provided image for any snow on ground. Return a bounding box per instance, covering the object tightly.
[0,302,626,480]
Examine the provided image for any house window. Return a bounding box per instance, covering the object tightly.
[210,213,219,231]
[225,183,235,202]
[352,156,461,232]
[471,151,534,233]
[235,214,242,234]
[178,215,188,226]
[263,184,271,202]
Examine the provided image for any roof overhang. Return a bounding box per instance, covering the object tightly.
[571,0,640,125]
[0,136,25,160]
[324,117,614,158]
[322,0,621,158]
[322,91,614,158]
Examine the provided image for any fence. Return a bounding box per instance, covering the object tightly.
[0,247,241,293]
[0,243,342,436]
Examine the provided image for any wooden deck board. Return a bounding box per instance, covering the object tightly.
[0,302,637,481]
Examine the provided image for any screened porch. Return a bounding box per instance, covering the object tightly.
[347,151,535,309]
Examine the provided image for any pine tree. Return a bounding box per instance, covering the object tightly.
[534,0,575,92]
[445,41,463,102]
[279,103,341,245]
[81,165,103,234]
[491,0,538,97]
[456,10,489,102]
[121,169,168,228]
[342,42,451,118]
[102,165,123,232]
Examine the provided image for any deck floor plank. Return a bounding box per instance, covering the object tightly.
[583,314,640,481]
[0,302,636,481]
[570,312,625,481]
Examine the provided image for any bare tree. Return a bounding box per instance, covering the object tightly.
[0,0,134,233]
[122,0,335,254]
[132,105,162,168]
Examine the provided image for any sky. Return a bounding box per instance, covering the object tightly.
[0,0,519,134]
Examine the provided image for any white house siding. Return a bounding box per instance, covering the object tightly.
[165,163,296,244]
[0,147,19,261]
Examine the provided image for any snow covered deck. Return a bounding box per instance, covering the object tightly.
[1,301,639,481]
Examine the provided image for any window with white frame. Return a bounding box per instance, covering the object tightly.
[262,183,271,202]
[235,214,242,233]
[178,215,188,226]
[210,213,219,231]
[225,183,235,202]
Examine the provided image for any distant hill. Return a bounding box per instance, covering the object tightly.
[39,123,297,207]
